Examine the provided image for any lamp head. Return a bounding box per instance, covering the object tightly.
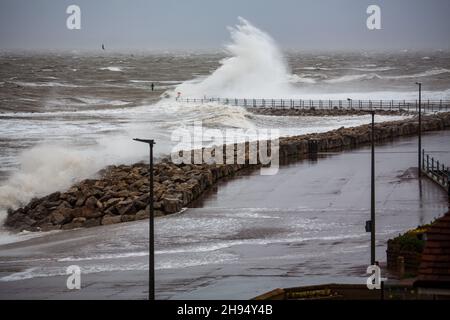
[133,138,155,145]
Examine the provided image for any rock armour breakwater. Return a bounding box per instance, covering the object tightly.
[5,112,450,232]
[248,107,407,117]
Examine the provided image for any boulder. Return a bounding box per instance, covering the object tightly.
[72,217,86,224]
[80,207,103,219]
[50,206,74,225]
[121,215,136,222]
[61,221,84,230]
[162,197,182,214]
[85,196,98,208]
[101,215,122,225]
[39,223,61,232]
[135,210,149,220]
[103,197,123,208]
[47,191,61,202]
[75,196,86,207]
[118,203,137,216]
[83,218,101,228]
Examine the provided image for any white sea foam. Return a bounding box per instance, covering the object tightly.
[383,68,450,79]
[129,80,181,84]
[46,97,130,107]
[12,81,81,88]
[324,73,382,84]
[324,68,450,84]
[99,66,123,72]
[346,66,395,72]
[58,251,149,262]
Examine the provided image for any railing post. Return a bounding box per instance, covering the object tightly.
[442,163,445,185]
[437,160,440,181]
[448,171,450,207]
[432,157,435,175]
[427,154,429,171]
[422,149,425,170]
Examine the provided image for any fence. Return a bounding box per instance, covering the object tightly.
[177,97,450,112]
[421,150,450,201]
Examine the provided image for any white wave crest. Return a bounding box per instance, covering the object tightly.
[173,17,296,98]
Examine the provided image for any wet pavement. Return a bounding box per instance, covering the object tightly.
[0,130,449,299]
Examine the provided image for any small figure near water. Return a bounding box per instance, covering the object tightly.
[176,92,181,101]
[151,82,154,91]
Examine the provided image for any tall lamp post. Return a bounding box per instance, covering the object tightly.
[365,111,376,265]
[370,111,376,265]
[133,138,155,300]
[416,82,422,177]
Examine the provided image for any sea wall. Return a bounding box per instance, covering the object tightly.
[248,107,408,117]
[4,112,450,232]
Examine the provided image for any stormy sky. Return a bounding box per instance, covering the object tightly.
[0,0,449,51]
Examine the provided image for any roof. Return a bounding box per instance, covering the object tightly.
[414,210,450,289]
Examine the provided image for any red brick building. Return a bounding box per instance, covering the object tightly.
[414,210,450,297]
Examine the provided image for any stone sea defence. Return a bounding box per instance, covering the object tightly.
[248,107,407,117]
[5,112,450,232]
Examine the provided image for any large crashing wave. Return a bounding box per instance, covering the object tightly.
[174,17,296,98]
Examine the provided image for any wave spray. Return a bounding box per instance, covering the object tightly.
[174,17,296,98]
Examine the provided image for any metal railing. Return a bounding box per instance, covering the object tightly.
[421,150,450,201]
[177,97,450,112]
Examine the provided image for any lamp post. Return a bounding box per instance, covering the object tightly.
[365,111,376,265]
[133,138,155,300]
[370,111,375,265]
[416,82,422,177]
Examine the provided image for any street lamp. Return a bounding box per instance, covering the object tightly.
[365,111,376,265]
[416,82,422,177]
[370,111,375,265]
[133,138,155,300]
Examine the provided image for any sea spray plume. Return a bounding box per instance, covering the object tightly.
[174,17,296,98]
[0,135,150,221]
